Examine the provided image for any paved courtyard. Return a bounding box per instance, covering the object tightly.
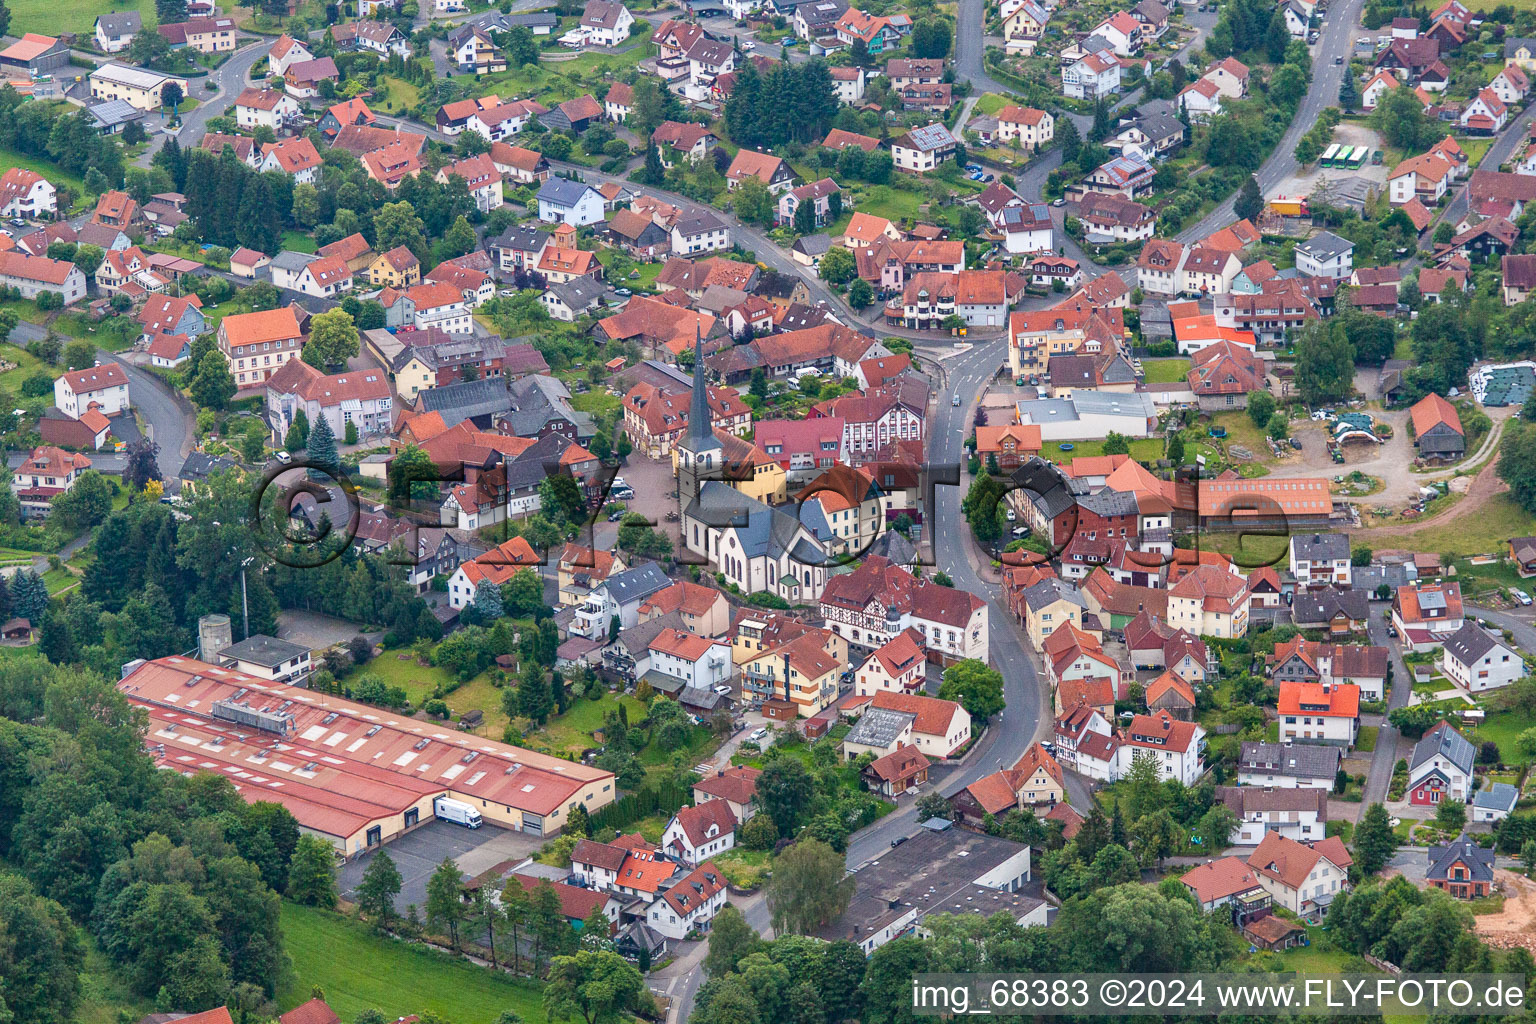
[340,819,545,913]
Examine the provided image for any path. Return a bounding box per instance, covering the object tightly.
[134,38,270,169]
[1354,454,1510,540]
[1474,870,1536,952]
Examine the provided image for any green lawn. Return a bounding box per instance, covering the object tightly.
[282,229,318,254]
[570,390,620,419]
[1356,725,1378,752]
[1470,707,1536,766]
[0,341,50,394]
[9,0,155,37]
[0,146,87,197]
[1043,437,1163,463]
[1359,494,1536,556]
[1459,136,1494,170]
[378,75,422,115]
[851,184,926,224]
[361,650,470,705]
[973,92,1011,116]
[530,691,648,756]
[1142,358,1191,384]
[278,903,548,1024]
[470,27,655,104]
[73,941,156,1024]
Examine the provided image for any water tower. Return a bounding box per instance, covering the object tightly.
[198,613,233,663]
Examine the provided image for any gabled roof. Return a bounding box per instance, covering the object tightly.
[1410,392,1463,437]
[1426,834,1495,882]
[1247,833,1353,890]
[1182,856,1264,904]
[669,799,737,848]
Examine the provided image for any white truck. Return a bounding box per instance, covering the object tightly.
[434,796,483,829]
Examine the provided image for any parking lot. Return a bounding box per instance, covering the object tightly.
[339,819,545,912]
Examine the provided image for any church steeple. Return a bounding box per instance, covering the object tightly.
[684,326,721,454]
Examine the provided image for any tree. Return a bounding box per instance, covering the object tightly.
[544,950,647,1024]
[1339,71,1360,111]
[1522,839,1536,878]
[374,201,429,266]
[793,193,817,234]
[818,246,856,285]
[10,569,47,621]
[705,905,760,978]
[1293,321,1356,404]
[355,851,403,928]
[162,81,183,116]
[915,791,951,821]
[129,29,173,71]
[1101,432,1130,456]
[307,414,339,477]
[1500,423,1536,515]
[286,834,338,908]
[756,757,815,837]
[911,18,952,58]
[439,215,477,261]
[189,348,235,410]
[766,839,855,934]
[124,437,162,492]
[847,278,873,308]
[303,308,360,370]
[52,470,112,532]
[1372,86,1437,151]
[1354,803,1397,876]
[1435,799,1466,832]
[0,0,10,37]
[518,663,554,725]
[1234,175,1263,223]
[938,658,1005,721]
[734,177,775,226]
[1195,804,1237,851]
[1167,431,1186,465]
[0,873,84,1024]
[1246,389,1276,429]
[425,857,466,949]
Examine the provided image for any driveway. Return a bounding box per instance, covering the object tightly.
[1359,601,1410,817]
[97,348,194,482]
[340,820,545,913]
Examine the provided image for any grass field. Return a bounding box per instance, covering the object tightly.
[851,184,926,224]
[973,92,1011,115]
[9,0,154,37]
[570,389,620,419]
[278,903,548,1024]
[1042,437,1163,463]
[378,75,422,115]
[1361,493,1536,556]
[0,342,50,395]
[282,229,318,254]
[1469,706,1536,766]
[73,942,156,1024]
[1141,358,1191,384]
[0,146,87,197]
[471,27,655,104]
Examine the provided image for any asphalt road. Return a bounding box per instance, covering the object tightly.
[134,37,270,169]
[954,0,1008,96]
[841,336,1050,870]
[1175,0,1366,244]
[1359,600,1409,816]
[97,348,192,481]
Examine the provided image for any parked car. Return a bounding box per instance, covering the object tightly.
[1515,589,1532,606]
[273,450,292,464]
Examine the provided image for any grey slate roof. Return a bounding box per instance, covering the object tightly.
[684,481,828,565]
[1410,721,1475,776]
[1237,741,1342,780]
[1021,577,1085,612]
[1426,835,1495,883]
[614,610,687,658]
[97,11,143,35]
[1474,782,1519,813]
[600,562,673,608]
[416,376,513,427]
[489,224,550,253]
[270,250,316,272]
[538,176,598,208]
[1078,488,1140,518]
[1296,231,1353,260]
[219,633,309,667]
[1290,532,1350,562]
[1441,622,1506,668]
[673,209,728,237]
[844,706,918,748]
[1290,586,1370,626]
[548,276,606,312]
[1009,457,1079,521]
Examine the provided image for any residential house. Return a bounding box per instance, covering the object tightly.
[94,12,141,53]
[217,306,305,388]
[1426,835,1496,898]
[1237,740,1341,789]
[536,177,606,226]
[661,801,737,866]
[1246,833,1352,916]
[1277,680,1360,746]
[1219,786,1327,845]
[890,123,958,173]
[54,363,129,418]
[1293,232,1354,279]
[1392,581,1465,650]
[1408,721,1475,805]
[9,446,92,518]
[1440,622,1523,692]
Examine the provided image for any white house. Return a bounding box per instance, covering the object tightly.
[536,176,606,226]
[267,35,313,77]
[1440,622,1523,692]
[645,861,727,940]
[1118,711,1205,786]
[1292,231,1353,279]
[661,801,736,866]
[1288,533,1351,588]
[671,210,732,255]
[1247,833,1352,916]
[269,252,353,298]
[1278,681,1359,747]
[579,0,635,46]
[94,12,141,53]
[1236,740,1341,790]
[1388,151,1454,206]
[1177,78,1224,120]
[1461,87,1509,134]
[1063,51,1121,100]
[890,123,957,173]
[1220,787,1326,845]
[1361,70,1400,110]
[235,88,301,131]
[0,168,57,219]
[54,363,130,418]
[999,203,1054,254]
[647,627,732,690]
[0,252,86,305]
[1473,782,1519,823]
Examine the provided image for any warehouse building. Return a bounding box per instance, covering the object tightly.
[118,656,616,855]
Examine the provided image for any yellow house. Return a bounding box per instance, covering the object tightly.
[673,430,786,505]
[1510,38,1536,73]
[1021,578,1086,651]
[89,63,189,111]
[368,245,421,289]
[1167,565,1251,639]
[556,543,626,607]
[734,616,847,715]
[794,463,882,557]
[392,352,438,401]
[1002,4,1048,40]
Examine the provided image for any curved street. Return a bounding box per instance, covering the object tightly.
[134,37,271,169]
